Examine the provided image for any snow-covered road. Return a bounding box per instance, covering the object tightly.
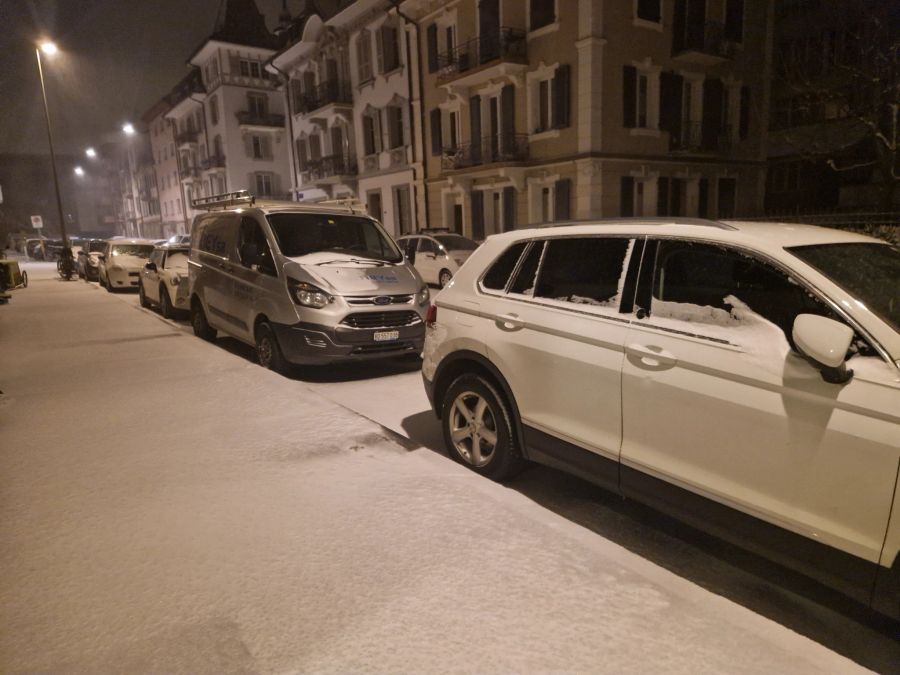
[0,262,894,673]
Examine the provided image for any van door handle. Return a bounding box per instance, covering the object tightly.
[626,343,677,369]
[496,313,524,330]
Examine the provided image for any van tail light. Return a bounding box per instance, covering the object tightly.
[425,303,438,327]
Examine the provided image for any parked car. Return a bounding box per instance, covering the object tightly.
[138,243,190,317]
[77,239,107,281]
[188,191,429,372]
[98,239,154,292]
[397,231,479,288]
[422,218,900,620]
[167,234,191,245]
[25,238,47,260]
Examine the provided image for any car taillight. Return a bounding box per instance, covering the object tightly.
[425,303,437,327]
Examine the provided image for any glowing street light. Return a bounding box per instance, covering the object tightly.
[34,38,69,248]
[85,147,97,158]
[122,123,135,135]
[74,166,85,177]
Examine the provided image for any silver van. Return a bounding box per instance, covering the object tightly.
[188,192,429,371]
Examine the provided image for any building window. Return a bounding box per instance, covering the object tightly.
[255,173,273,196]
[636,0,661,23]
[530,65,571,133]
[530,0,555,31]
[213,135,223,159]
[377,23,401,73]
[250,135,270,160]
[362,110,382,156]
[393,184,412,234]
[296,138,308,172]
[357,30,373,84]
[209,95,219,125]
[386,105,404,149]
[623,65,658,130]
[247,93,267,118]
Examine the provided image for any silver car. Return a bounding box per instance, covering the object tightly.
[188,193,429,372]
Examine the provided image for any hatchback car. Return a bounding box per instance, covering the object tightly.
[139,243,190,317]
[397,232,479,288]
[98,239,155,291]
[77,239,107,281]
[422,218,900,620]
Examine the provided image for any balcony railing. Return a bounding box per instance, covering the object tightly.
[674,20,736,60]
[671,121,702,150]
[438,28,527,80]
[441,133,528,170]
[201,155,226,170]
[175,130,199,145]
[235,111,286,127]
[306,153,358,181]
[295,80,353,114]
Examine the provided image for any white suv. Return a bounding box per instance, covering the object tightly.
[422,219,900,620]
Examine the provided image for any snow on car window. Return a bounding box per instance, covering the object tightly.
[165,251,189,270]
[111,244,153,257]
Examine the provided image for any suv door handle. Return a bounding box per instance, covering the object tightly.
[496,313,524,330]
[626,343,677,369]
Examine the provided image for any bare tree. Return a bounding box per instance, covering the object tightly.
[774,1,899,209]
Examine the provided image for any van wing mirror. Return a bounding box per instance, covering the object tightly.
[792,314,854,384]
[145,262,157,271]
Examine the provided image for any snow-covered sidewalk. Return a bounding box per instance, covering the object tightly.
[0,266,873,673]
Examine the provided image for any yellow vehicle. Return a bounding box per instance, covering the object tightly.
[0,259,28,304]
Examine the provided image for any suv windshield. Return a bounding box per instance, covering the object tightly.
[267,213,402,263]
[434,234,478,251]
[111,244,153,258]
[787,242,900,332]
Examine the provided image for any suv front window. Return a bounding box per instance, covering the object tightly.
[267,213,402,263]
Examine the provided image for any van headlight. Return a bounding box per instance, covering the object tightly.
[288,279,333,308]
[416,284,430,305]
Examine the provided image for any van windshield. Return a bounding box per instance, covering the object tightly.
[267,213,402,263]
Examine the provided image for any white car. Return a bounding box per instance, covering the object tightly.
[98,239,155,292]
[422,218,900,620]
[397,232,479,288]
[138,244,190,318]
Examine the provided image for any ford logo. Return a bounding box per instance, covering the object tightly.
[373,295,391,305]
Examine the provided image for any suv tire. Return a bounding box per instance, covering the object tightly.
[255,322,289,374]
[191,301,217,342]
[439,269,453,289]
[160,286,173,319]
[441,373,525,481]
[138,283,150,308]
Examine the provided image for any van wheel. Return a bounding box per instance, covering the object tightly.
[439,269,453,289]
[441,373,525,481]
[191,302,216,342]
[160,287,173,319]
[138,283,150,308]
[256,322,288,374]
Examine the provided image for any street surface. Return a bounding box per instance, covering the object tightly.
[1,259,897,673]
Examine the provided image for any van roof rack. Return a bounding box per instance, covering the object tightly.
[192,190,255,211]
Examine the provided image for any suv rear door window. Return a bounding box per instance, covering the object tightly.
[509,242,545,295]
[481,242,527,290]
[533,237,632,309]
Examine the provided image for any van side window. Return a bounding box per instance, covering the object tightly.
[534,238,631,309]
[238,217,275,275]
[198,216,235,258]
[481,242,527,290]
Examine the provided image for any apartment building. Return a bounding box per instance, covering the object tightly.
[144,98,187,237]
[401,0,771,238]
[269,0,424,237]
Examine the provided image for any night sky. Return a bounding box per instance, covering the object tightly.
[0,0,304,156]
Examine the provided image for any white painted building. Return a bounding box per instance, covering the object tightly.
[269,0,426,237]
[144,98,187,236]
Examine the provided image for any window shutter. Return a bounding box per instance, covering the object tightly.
[243,134,253,158]
[554,179,571,221]
[375,26,385,73]
[501,84,515,141]
[471,190,485,240]
[725,0,744,43]
[657,177,670,216]
[427,24,439,73]
[698,178,709,217]
[739,85,750,139]
[701,78,724,149]
[296,139,308,171]
[671,178,683,216]
[430,108,443,155]
[263,135,272,160]
[552,64,570,129]
[623,66,637,128]
[375,110,383,152]
[659,71,683,147]
[502,186,516,232]
[620,177,635,216]
[469,95,482,164]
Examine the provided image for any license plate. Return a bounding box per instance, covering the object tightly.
[374,330,400,342]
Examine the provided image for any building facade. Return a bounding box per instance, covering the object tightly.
[401,0,772,239]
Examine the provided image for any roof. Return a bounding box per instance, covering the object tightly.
[189,0,280,61]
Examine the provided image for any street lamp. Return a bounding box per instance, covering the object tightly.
[122,123,135,135]
[85,147,97,159]
[34,38,69,248]
[74,166,85,177]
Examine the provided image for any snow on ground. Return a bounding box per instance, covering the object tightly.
[0,259,879,673]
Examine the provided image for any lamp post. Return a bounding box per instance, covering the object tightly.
[35,40,69,248]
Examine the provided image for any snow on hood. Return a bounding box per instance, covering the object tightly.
[284,252,420,295]
[108,254,149,270]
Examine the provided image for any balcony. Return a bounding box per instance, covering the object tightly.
[673,20,736,64]
[201,155,226,171]
[180,166,200,180]
[438,28,527,85]
[236,111,286,128]
[305,154,358,184]
[295,80,353,115]
[175,130,199,146]
[441,134,528,170]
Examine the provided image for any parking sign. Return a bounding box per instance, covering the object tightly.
[30,215,43,229]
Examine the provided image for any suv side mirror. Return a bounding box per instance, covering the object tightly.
[792,314,854,384]
[145,262,157,272]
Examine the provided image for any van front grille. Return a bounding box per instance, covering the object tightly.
[346,295,413,305]
[341,311,421,329]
